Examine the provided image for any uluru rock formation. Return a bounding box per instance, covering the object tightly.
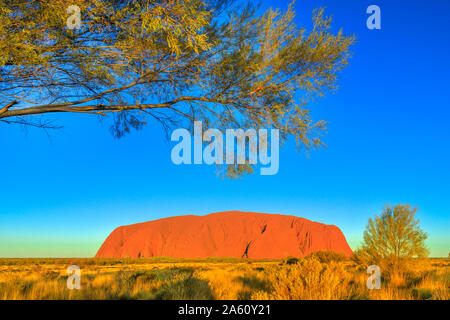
[95,211,353,259]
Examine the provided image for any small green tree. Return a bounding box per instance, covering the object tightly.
[355,204,428,270]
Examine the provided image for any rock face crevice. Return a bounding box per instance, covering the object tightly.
[95,211,353,259]
[242,241,252,258]
[261,225,267,234]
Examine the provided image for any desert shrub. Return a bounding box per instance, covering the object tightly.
[281,256,299,265]
[194,266,257,300]
[305,251,347,263]
[42,270,60,280]
[154,275,214,300]
[252,257,352,299]
[128,271,157,282]
[353,251,426,282]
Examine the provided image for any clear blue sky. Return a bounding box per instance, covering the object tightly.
[0,0,449,257]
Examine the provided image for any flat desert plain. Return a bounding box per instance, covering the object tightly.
[0,255,448,300]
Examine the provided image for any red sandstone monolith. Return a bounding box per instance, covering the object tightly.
[95,211,353,259]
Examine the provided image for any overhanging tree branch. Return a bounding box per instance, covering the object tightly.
[0,0,354,177]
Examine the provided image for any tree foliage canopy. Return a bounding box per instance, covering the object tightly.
[0,0,354,175]
[357,204,428,266]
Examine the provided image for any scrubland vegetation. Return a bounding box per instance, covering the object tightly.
[0,253,448,300]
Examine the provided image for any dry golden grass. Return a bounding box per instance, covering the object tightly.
[0,256,448,300]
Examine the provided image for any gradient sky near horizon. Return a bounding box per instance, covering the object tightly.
[0,0,449,258]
